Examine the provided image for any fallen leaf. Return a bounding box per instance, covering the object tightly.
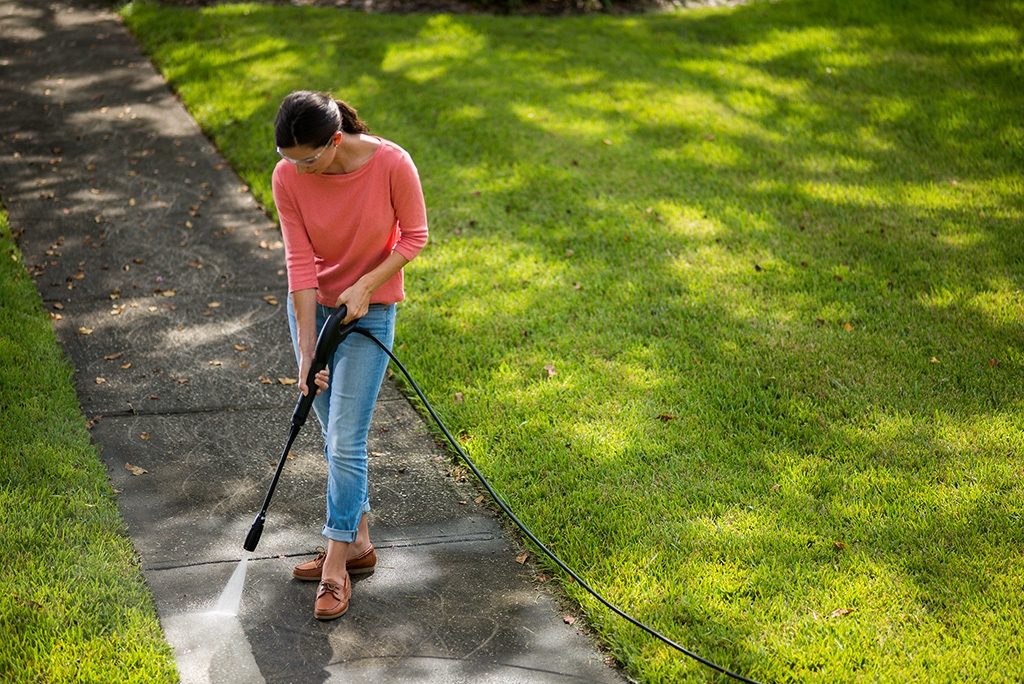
[139,432,151,441]
[120,362,132,369]
[516,552,529,565]
[829,608,855,618]
[263,295,279,305]
[103,352,124,361]
[929,357,940,364]
[278,377,297,385]
[563,615,576,625]
[989,358,1000,367]
[156,289,176,297]
[833,540,847,550]
[124,462,148,475]
[52,302,64,310]
[233,344,248,352]
[453,392,464,403]
[208,360,223,366]
[657,413,676,422]
[78,326,94,335]
[95,377,106,384]
[474,495,485,504]
[602,139,613,145]
[842,322,854,332]
[207,301,221,309]
[543,364,557,378]
[258,376,273,384]
[239,361,250,369]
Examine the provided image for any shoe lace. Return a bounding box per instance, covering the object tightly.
[318,578,347,597]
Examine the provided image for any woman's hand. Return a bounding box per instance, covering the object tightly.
[336,281,372,324]
[298,354,331,397]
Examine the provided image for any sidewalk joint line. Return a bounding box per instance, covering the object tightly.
[142,533,498,571]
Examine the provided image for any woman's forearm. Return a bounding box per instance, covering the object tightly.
[290,288,319,360]
[336,251,410,321]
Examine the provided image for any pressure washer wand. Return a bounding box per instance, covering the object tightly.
[243,305,358,552]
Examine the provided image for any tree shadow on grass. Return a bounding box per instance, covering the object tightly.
[121,0,1024,679]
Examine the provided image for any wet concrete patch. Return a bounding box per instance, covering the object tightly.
[149,550,612,684]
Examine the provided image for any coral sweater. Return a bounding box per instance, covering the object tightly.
[272,138,429,307]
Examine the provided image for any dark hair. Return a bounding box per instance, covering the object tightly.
[274,91,369,149]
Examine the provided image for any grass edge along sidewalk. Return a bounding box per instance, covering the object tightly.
[0,207,178,683]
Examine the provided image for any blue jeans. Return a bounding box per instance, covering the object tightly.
[287,299,395,543]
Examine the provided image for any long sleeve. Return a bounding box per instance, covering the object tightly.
[272,163,319,294]
[389,150,429,262]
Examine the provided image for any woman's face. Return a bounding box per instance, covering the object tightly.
[278,131,339,174]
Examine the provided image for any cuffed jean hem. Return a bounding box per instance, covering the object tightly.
[321,499,372,543]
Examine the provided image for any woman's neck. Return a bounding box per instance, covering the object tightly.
[324,134,378,175]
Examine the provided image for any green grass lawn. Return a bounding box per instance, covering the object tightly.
[122,0,1024,681]
[0,208,177,681]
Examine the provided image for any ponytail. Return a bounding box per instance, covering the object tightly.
[335,99,369,134]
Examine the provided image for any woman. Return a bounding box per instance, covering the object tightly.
[272,90,428,620]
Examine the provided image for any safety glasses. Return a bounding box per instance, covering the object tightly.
[276,132,339,165]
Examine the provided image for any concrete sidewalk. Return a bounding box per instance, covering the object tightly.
[0,1,626,681]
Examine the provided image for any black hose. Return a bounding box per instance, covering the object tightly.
[355,329,762,684]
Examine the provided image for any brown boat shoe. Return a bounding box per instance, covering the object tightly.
[292,545,377,581]
[313,574,350,620]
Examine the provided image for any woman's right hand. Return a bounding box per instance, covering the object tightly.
[298,355,330,397]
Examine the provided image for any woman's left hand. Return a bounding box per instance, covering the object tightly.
[336,281,372,323]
